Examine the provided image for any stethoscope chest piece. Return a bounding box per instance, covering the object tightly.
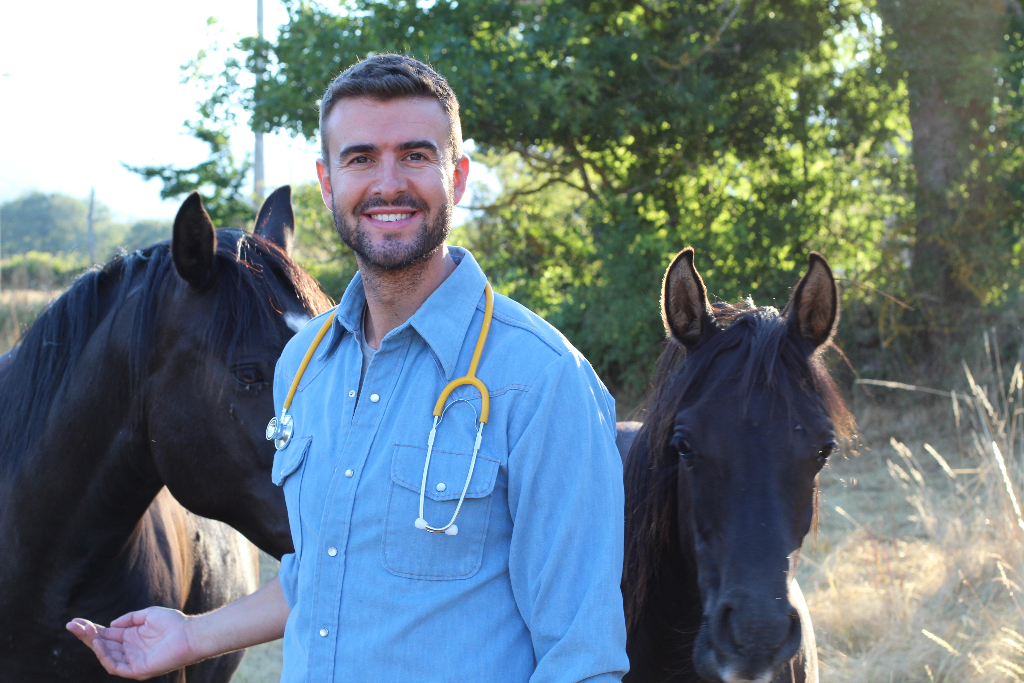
[266,412,294,450]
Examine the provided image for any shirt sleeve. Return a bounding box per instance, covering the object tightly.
[506,350,629,683]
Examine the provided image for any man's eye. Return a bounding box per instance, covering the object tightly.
[407,152,426,161]
[352,156,371,164]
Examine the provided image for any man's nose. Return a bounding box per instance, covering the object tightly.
[370,157,409,198]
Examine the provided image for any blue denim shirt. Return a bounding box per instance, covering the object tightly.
[271,248,628,683]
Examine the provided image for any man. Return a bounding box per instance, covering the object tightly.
[68,54,628,682]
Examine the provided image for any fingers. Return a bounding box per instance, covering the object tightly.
[66,619,135,678]
[66,618,98,645]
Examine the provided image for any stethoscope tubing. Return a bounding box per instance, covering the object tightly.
[268,282,495,537]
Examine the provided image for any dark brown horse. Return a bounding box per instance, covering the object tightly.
[0,188,331,682]
[618,249,853,683]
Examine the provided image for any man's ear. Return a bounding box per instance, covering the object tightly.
[172,192,218,289]
[316,158,334,211]
[784,252,839,348]
[451,154,471,206]
[254,185,295,255]
[662,248,713,349]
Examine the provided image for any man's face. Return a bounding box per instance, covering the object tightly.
[316,97,469,271]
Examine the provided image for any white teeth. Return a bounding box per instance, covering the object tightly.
[375,213,413,222]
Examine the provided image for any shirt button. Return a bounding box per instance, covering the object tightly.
[370,393,380,403]
[436,482,446,492]
[319,628,329,637]
[345,469,354,478]
[327,547,338,557]
[348,389,355,398]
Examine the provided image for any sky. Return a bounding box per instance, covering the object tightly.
[0,0,483,224]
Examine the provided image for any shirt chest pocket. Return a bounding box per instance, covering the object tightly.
[382,443,500,580]
[271,435,313,560]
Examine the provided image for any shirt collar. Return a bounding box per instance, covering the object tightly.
[407,247,488,380]
[323,247,487,379]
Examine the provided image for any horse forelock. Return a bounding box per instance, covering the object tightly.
[621,305,853,633]
[0,231,333,475]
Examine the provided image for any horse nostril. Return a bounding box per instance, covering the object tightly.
[712,603,741,650]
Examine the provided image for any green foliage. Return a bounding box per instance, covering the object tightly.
[452,151,598,321]
[0,192,131,261]
[123,123,255,229]
[122,220,173,251]
[223,0,910,389]
[187,0,1024,388]
[0,251,89,290]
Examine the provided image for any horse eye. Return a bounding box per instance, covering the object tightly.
[672,436,696,465]
[232,364,265,386]
[818,440,837,461]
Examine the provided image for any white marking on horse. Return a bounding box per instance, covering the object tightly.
[721,666,774,683]
[284,312,311,333]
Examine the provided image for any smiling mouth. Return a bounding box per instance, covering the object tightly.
[371,213,414,222]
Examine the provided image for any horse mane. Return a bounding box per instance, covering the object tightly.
[621,301,854,634]
[0,231,331,475]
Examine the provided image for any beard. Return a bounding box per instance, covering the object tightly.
[333,193,452,271]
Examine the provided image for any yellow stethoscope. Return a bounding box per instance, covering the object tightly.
[267,284,494,537]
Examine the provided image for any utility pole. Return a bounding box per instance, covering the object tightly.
[253,0,266,201]
[87,188,96,263]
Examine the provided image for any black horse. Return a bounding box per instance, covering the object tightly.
[0,188,331,682]
[618,248,853,683]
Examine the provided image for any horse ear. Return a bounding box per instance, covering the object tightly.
[172,192,218,289]
[254,185,295,255]
[784,252,839,348]
[662,247,713,348]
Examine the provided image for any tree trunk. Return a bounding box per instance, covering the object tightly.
[877,0,1004,339]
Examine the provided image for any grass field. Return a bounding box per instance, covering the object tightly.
[799,360,1024,682]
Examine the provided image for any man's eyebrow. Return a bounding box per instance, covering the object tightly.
[338,143,377,160]
[398,140,440,155]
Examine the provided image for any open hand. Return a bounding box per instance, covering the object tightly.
[67,607,196,680]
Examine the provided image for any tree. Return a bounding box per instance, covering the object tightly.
[0,192,128,261]
[123,123,255,229]
[189,1,1024,385]
[875,0,1007,328]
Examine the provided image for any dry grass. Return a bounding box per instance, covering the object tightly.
[0,289,58,353]
[232,553,283,683]
[801,352,1024,682]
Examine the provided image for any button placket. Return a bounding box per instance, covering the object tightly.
[313,333,410,672]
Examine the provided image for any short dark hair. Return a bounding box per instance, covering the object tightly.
[319,54,463,166]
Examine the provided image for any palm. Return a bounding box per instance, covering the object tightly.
[67,608,194,680]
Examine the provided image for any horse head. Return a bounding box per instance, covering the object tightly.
[145,187,331,559]
[664,249,845,681]
[624,248,851,683]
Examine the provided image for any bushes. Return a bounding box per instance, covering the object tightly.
[0,252,89,291]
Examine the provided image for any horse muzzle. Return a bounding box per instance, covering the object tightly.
[692,588,802,683]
